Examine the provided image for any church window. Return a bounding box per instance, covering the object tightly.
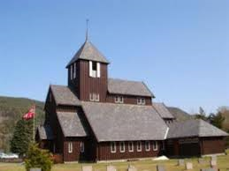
[128,142,134,152]
[68,142,73,153]
[115,96,124,103]
[89,61,100,78]
[80,142,84,153]
[153,141,158,151]
[137,141,142,152]
[110,142,116,153]
[145,141,150,151]
[137,98,146,105]
[120,142,125,153]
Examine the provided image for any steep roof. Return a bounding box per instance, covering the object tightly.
[57,111,87,137]
[153,103,175,119]
[50,85,81,106]
[82,102,168,142]
[108,78,155,97]
[167,119,228,139]
[66,40,109,67]
[37,125,54,140]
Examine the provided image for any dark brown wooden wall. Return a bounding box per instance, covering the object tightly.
[106,94,152,106]
[200,137,225,155]
[63,137,87,162]
[78,60,108,102]
[97,141,161,161]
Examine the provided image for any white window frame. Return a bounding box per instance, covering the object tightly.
[153,141,158,151]
[119,142,125,153]
[89,61,100,78]
[145,141,150,151]
[80,142,84,153]
[128,142,134,152]
[137,98,146,105]
[95,94,100,102]
[68,142,73,153]
[89,93,100,102]
[114,96,124,104]
[110,142,116,153]
[137,141,142,152]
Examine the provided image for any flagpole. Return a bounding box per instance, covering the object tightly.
[33,104,36,142]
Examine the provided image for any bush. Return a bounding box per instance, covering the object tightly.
[25,143,53,171]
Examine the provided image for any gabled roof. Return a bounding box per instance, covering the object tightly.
[167,119,228,139]
[153,103,175,119]
[50,85,81,106]
[108,78,155,97]
[66,40,109,68]
[37,125,54,140]
[82,102,168,142]
[57,111,87,137]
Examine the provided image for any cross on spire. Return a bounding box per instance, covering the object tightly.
[86,19,89,41]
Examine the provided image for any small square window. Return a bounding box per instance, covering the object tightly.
[137,98,146,105]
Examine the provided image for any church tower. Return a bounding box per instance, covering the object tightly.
[66,39,109,102]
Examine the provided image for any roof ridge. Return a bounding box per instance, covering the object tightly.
[109,77,144,83]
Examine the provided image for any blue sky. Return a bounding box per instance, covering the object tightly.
[0,0,228,114]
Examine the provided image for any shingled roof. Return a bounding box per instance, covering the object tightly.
[57,111,87,137]
[37,125,54,140]
[50,85,81,106]
[66,40,109,68]
[108,78,154,97]
[153,103,175,119]
[82,102,168,142]
[167,119,228,139]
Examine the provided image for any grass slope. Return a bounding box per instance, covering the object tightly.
[0,96,45,152]
[0,150,229,171]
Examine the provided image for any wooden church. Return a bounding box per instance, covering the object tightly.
[36,36,228,162]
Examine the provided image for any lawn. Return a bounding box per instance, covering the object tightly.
[1,151,229,171]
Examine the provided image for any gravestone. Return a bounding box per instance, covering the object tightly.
[185,162,193,170]
[211,156,217,162]
[82,165,93,171]
[107,165,117,171]
[156,165,165,171]
[30,168,41,171]
[198,158,205,164]
[127,165,137,171]
[178,159,185,166]
[201,168,217,171]
[210,160,217,168]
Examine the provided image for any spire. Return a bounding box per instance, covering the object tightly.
[86,19,89,41]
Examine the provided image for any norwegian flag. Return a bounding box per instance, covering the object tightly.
[22,105,36,120]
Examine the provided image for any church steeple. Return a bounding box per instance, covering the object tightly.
[66,36,109,102]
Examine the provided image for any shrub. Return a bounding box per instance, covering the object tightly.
[25,143,53,171]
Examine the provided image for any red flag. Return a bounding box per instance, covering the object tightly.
[22,105,35,120]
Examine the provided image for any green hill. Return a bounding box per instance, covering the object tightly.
[0,96,45,152]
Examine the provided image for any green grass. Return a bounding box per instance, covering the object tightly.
[1,151,229,171]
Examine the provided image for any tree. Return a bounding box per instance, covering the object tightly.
[25,143,53,171]
[10,119,33,156]
[208,112,225,129]
[195,107,208,121]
